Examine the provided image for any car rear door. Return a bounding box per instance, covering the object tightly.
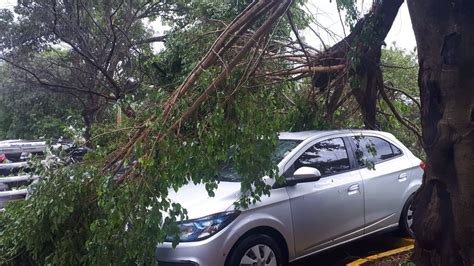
[349,134,412,233]
[285,137,364,257]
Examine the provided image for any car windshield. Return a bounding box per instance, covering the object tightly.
[219,139,302,182]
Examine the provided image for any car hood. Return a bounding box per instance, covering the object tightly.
[167,181,242,220]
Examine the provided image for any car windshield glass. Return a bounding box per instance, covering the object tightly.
[219,139,302,182]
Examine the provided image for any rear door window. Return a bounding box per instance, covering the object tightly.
[294,138,351,177]
[351,136,403,166]
[392,144,402,156]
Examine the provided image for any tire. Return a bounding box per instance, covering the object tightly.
[226,234,286,266]
[399,194,415,237]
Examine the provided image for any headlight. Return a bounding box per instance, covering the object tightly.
[165,211,240,242]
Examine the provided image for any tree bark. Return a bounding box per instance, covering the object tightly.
[350,0,403,129]
[311,0,403,129]
[82,110,94,147]
[407,0,474,265]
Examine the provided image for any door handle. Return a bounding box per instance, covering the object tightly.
[398,172,408,182]
[347,184,360,195]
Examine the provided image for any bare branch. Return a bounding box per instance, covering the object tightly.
[380,84,422,143]
[384,84,421,111]
[0,57,114,100]
[263,64,345,77]
[134,35,166,45]
[286,10,311,65]
[381,63,417,70]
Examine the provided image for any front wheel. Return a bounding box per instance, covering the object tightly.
[226,234,286,266]
[399,194,415,237]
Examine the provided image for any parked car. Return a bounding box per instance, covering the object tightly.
[156,130,423,266]
[0,140,47,162]
[0,140,45,209]
[0,139,88,209]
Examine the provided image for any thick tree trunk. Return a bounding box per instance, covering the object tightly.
[350,0,403,129]
[312,0,403,129]
[407,0,474,265]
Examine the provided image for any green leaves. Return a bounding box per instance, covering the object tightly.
[332,0,359,28]
[379,47,423,158]
[0,64,83,140]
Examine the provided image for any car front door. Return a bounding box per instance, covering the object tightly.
[285,137,364,258]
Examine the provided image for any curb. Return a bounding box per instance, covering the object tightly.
[346,238,414,266]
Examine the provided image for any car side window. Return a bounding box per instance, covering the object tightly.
[352,136,403,166]
[294,138,351,177]
[392,144,402,156]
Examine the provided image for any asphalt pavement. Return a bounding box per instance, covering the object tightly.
[290,232,413,266]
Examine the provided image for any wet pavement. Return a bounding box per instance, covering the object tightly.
[290,232,413,266]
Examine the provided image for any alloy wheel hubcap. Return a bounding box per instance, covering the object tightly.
[240,244,277,266]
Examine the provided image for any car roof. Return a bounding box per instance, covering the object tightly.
[0,139,44,144]
[278,129,392,141]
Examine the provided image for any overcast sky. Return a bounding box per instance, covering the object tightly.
[0,0,416,51]
[0,0,14,9]
[304,1,416,51]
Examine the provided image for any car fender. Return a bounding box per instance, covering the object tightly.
[220,201,295,260]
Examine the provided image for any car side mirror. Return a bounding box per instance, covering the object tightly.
[286,166,321,186]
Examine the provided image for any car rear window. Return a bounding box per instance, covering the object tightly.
[351,136,403,166]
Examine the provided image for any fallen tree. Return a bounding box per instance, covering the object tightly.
[107,0,414,176]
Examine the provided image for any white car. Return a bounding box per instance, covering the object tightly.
[156,130,423,266]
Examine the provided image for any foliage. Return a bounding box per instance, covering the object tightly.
[0,64,83,140]
[0,0,164,140]
[379,46,422,158]
[333,0,359,27]
[284,87,363,131]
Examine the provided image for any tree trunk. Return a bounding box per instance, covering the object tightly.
[312,0,403,129]
[350,0,403,129]
[407,0,474,265]
[82,110,93,147]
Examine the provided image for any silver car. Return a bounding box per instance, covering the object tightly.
[156,130,423,266]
